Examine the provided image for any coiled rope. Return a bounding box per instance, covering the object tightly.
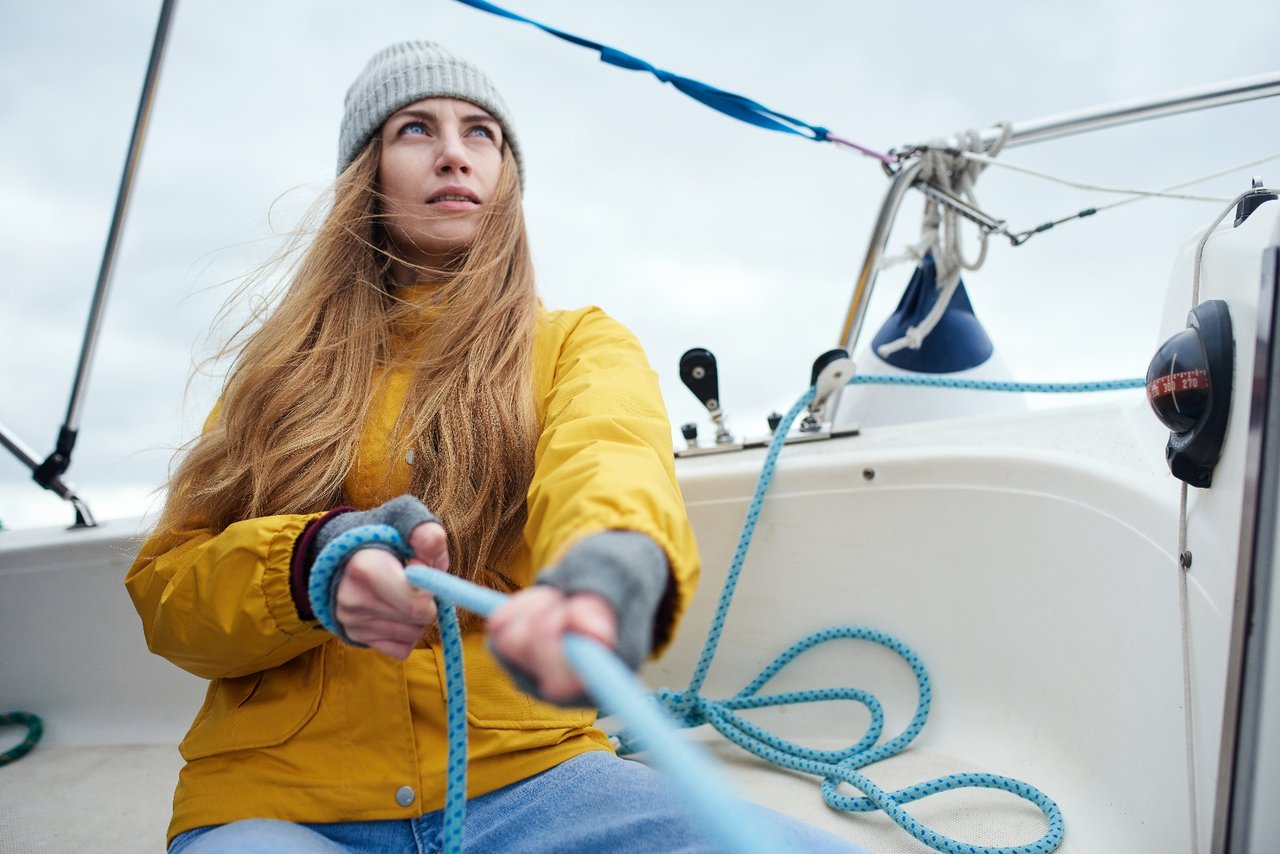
[614,382,1078,854]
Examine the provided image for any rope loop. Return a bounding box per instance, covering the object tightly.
[611,384,1068,853]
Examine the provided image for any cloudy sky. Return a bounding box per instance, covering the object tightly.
[2,0,1278,531]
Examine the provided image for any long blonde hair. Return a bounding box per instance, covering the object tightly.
[150,139,540,592]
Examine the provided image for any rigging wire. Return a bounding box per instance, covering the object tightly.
[975,150,1280,246]
[879,150,1280,272]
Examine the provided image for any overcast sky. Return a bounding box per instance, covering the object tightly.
[2,0,1278,531]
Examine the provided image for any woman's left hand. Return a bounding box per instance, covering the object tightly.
[487,586,617,705]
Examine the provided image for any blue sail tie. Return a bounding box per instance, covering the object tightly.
[454,0,833,142]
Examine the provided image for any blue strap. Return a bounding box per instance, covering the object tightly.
[454,0,831,142]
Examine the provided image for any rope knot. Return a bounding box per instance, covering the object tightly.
[877,122,1012,358]
[657,688,706,725]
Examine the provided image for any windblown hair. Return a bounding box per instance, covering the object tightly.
[149,139,540,594]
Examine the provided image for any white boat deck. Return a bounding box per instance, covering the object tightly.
[0,739,1065,853]
[1,399,1161,852]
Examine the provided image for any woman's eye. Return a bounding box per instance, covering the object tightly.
[467,125,496,140]
[401,121,428,136]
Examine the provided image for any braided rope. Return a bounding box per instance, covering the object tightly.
[438,599,469,853]
[849,374,1145,393]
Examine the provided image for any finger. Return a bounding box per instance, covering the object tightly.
[490,590,588,703]
[524,599,581,701]
[337,550,407,616]
[564,594,618,650]
[488,584,556,635]
[489,587,561,673]
[408,521,449,571]
[336,592,436,641]
[338,553,436,634]
[356,558,436,622]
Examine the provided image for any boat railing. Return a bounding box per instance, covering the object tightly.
[0,0,177,528]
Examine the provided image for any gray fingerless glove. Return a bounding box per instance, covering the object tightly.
[315,495,439,557]
[310,495,439,644]
[498,530,670,706]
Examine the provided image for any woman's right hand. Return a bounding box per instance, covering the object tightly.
[333,519,449,658]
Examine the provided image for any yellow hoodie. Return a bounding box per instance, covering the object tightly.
[125,305,700,843]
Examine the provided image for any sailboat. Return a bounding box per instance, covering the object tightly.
[2,2,1278,851]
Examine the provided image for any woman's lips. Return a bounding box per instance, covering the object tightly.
[427,187,480,210]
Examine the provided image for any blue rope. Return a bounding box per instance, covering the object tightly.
[848,374,1146,393]
[438,599,469,852]
[454,0,833,144]
[410,562,791,853]
[608,373,1152,853]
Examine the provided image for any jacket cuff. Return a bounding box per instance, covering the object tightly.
[289,506,355,622]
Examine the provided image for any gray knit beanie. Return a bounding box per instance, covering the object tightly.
[337,41,522,179]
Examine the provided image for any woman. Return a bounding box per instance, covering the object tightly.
[128,40,861,853]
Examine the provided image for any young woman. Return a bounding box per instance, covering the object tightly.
[127,40,863,853]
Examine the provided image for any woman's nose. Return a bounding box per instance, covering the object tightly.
[435,133,472,176]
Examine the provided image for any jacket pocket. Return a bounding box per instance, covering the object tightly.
[179,645,326,760]
[436,633,596,731]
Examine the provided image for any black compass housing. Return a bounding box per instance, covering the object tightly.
[1146,299,1234,488]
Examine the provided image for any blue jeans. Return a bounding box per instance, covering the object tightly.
[169,750,867,853]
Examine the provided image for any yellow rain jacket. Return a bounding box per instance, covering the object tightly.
[125,305,700,843]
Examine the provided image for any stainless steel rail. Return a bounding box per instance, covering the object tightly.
[990,71,1280,152]
[837,160,922,354]
[3,0,178,527]
[839,71,1280,354]
[0,421,95,527]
